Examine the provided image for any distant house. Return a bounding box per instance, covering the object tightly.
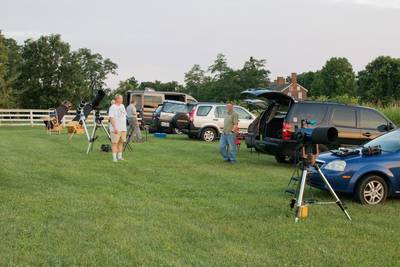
[268,73,308,100]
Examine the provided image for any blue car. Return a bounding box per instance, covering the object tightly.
[309,129,400,205]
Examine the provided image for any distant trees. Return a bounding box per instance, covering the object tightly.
[0,33,117,108]
[182,54,270,101]
[2,28,400,108]
[357,56,400,105]
[297,56,400,106]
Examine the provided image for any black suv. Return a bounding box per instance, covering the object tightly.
[243,90,396,163]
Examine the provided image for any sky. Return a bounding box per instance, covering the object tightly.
[1,0,400,89]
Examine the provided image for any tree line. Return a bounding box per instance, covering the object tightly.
[1,31,400,109]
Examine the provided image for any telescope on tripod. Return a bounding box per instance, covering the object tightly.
[286,120,352,222]
[67,90,111,153]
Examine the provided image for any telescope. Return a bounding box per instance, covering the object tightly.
[294,126,338,147]
[72,90,106,122]
[285,120,351,222]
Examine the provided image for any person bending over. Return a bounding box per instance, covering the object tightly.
[219,103,239,163]
[109,95,127,162]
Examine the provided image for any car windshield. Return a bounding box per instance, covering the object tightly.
[162,102,188,113]
[364,130,400,153]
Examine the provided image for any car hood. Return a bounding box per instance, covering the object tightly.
[241,89,295,106]
[318,147,391,164]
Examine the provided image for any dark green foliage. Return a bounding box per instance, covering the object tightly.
[357,56,400,105]
[0,33,117,109]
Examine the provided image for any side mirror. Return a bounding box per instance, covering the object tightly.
[377,124,389,132]
[388,122,395,130]
[246,115,253,120]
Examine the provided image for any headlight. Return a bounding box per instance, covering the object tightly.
[324,160,346,172]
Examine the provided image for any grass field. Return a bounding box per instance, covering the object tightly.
[1,127,400,266]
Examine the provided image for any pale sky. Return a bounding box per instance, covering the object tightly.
[1,0,400,89]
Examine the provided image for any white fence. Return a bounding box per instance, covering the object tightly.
[0,109,109,127]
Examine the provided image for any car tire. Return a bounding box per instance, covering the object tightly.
[201,128,217,142]
[355,175,388,205]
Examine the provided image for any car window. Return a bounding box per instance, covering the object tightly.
[366,130,400,152]
[288,104,328,124]
[144,95,163,108]
[233,107,251,119]
[215,106,228,118]
[331,107,356,128]
[162,102,187,113]
[197,106,212,116]
[360,109,388,129]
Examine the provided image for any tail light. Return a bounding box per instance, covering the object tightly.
[282,122,293,140]
[189,107,196,122]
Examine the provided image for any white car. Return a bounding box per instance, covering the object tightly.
[173,103,256,142]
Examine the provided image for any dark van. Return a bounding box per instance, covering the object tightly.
[243,90,396,163]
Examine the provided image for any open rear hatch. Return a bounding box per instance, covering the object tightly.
[241,90,295,151]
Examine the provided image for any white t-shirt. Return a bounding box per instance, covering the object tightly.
[108,104,127,132]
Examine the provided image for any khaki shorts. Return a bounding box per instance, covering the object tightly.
[111,131,127,144]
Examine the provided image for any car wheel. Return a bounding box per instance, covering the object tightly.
[355,175,388,205]
[201,128,217,142]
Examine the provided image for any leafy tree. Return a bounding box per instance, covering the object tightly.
[115,76,139,96]
[238,56,270,89]
[72,48,117,102]
[318,57,357,97]
[358,56,400,105]
[15,35,76,108]
[184,64,209,100]
[0,31,11,108]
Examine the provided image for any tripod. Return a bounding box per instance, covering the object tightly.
[86,114,111,154]
[288,145,352,222]
[69,109,90,141]
[123,124,135,152]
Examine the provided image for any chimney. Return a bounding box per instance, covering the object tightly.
[276,76,285,85]
[291,73,297,84]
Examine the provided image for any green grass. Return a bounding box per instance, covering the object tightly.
[380,105,400,126]
[1,127,400,266]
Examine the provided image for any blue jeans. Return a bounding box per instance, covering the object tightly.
[219,133,237,162]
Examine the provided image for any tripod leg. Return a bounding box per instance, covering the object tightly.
[315,165,352,221]
[81,119,91,141]
[86,123,97,154]
[100,122,111,141]
[295,168,308,222]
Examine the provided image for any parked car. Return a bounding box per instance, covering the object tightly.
[173,103,256,142]
[149,100,196,134]
[125,88,197,124]
[242,89,396,163]
[309,129,400,205]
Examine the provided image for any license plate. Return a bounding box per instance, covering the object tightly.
[161,122,170,127]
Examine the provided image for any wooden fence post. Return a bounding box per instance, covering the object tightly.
[30,110,33,127]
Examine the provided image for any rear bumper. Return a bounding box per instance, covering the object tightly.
[182,123,201,137]
[253,137,298,156]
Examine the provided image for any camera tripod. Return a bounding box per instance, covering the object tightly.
[287,145,352,222]
[86,112,111,154]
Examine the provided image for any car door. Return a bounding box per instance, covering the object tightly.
[329,106,361,146]
[214,106,227,131]
[233,106,254,133]
[359,108,391,142]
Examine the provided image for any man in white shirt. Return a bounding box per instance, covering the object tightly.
[108,95,127,162]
